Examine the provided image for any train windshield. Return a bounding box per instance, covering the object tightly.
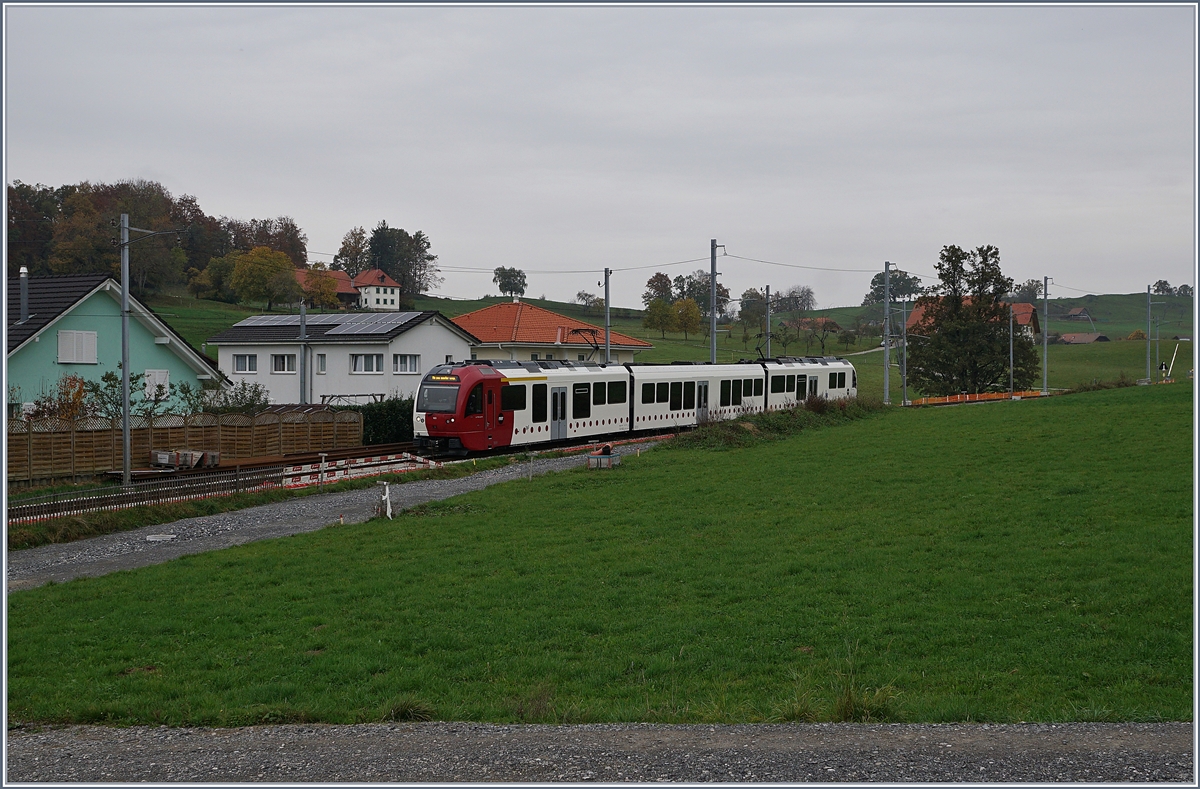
[416,384,459,413]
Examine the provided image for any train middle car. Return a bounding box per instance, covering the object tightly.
[413,356,857,454]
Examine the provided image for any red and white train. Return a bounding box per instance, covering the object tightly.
[413,357,858,454]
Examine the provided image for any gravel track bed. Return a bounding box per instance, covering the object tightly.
[6,722,1191,782]
[7,451,609,592]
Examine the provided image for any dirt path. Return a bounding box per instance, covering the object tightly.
[6,722,1191,782]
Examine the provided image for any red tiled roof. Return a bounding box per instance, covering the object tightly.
[352,269,400,289]
[295,268,359,295]
[452,301,654,348]
[906,298,1040,333]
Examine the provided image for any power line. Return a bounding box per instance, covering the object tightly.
[723,252,880,274]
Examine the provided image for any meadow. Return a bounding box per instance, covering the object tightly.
[7,381,1192,726]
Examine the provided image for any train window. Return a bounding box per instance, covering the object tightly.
[656,382,669,403]
[501,384,527,411]
[487,390,494,405]
[573,384,591,419]
[754,378,763,397]
[742,379,754,399]
[464,384,483,415]
[771,375,785,394]
[416,384,458,413]
[837,372,846,388]
[593,381,607,406]
[608,380,627,404]
[532,384,547,422]
[786,374,796,392]
[642,382,655,404]
[683,381,695,409]
[797,375,807,397]
[829,372,838,389]
[731,379,742,406]
[720,379,731,406]
[669,382,683,411]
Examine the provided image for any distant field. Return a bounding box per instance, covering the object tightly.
[157,291,1192,399]
[7,381,1192,726]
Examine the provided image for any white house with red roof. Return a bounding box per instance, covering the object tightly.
[296,268,405,310]
[905,299,1041,338]
[451,300,653,363]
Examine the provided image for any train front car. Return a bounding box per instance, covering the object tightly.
[414,362,516,455]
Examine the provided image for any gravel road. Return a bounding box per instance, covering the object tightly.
[6,722,1191,782]
[7,449,616,592]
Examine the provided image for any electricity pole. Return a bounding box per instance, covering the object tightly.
[604,267,612,364]
[883,261,891,405]
[765,284,771,359]
[299,299,307,403]
[901,298,908,405]
[113,215,184,486]
[1146,285,1152,381]
[1009,303,1014,397]
[709,239,724,364]
[120,214,131,485]
[1042,276,1049,395]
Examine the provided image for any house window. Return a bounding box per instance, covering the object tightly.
[546,353,554,360]
[317,354,326,374]
[234,354,257,373]
[57,330,97,364]
[351,353,384,373]
[531,353,539,361]
[271,354,297,373]
[578,354,586,361]
[144,369,169,398]
[393,354,420,373]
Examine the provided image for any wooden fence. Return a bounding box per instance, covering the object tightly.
[7,410,362,484]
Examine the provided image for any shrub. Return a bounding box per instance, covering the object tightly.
[351,395,415,445]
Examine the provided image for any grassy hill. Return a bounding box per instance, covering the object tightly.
[152,291,1193,397]
[7,381,1192,725]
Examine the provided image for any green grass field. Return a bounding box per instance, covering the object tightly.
[7,381,1192,726]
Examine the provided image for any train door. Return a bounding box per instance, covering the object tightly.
[550,386,568,440]
[485,385,497,449]
[696,380,709,424]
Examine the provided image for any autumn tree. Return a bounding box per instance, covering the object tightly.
[773,285,816,313]
[47,186,114,276]
[643,272,673,308]
[7,181,68,276]
[303,263,340,309]
[231,246,301,310]
[189,252,240,302]
[671,270,731,318]
[222,216,308,267]
[643,298,677,338]
[493,267,527,297]
[907,244,1039,395]
[672,298,702,340]
[333,226,370,276]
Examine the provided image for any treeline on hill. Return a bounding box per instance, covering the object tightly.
[6,180,440,308]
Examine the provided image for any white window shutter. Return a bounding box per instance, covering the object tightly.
[58,331,75,363]
[84,331,96,363]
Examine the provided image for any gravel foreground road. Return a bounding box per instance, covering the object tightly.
[5,722,1192,782]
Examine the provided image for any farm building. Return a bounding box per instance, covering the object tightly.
[295,268,404,311]
[6,270,225,416]
[905,299,1041,338]
[207,310,478,404]
[1059,333,1110,344]
[451,300,653,364]
[1065,307,1093,320]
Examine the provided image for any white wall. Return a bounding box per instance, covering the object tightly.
[470,343,642,364]
[216,318,472,404]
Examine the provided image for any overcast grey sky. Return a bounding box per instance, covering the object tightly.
[5,4,1195,308]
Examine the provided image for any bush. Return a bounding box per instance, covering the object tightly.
[1127,329,1148,341]
[352,396,415,445]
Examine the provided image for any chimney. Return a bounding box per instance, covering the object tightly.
[19,266,29,323]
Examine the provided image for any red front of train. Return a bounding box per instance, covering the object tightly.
[414,363,514,454]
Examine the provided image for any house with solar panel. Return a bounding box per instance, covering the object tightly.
[206,311,480,404]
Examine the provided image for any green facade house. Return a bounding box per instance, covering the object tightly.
[7,271,225,415]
